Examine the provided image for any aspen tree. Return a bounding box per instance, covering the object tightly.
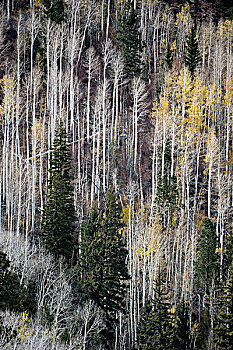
[131,77,147,174]
[101,40,113,192]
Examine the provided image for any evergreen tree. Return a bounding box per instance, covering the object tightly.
[156,145,178,229]
[184,26,201,78]
[219,0,233,19]
[77,188,130,346]
[172,300,191,350]
[43,0,65,24]
[138,273,174,350]
[165,43,173,70]
[195,219,219,295]
[0,251,22,311]
[214,262,233,350]
[40,123,75,261]
[116,1,142,77]
[222,233,233,281]
[194,308,211,350]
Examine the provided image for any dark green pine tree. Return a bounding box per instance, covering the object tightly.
[76,207,101,298]
[184,25,201,78]
[156,145,178,229]
[77,187,130,346]
[222,233,233,281]
[195,219,219,296]
[194,308,211,350]
[43,0,65,24]
[172,299,191,350]
[214,262,233,350]
[41,123,75,261]
[165,43,173,70]
[219,0,233,19]
[138,273,174,350]
[0,251,22,311]
[116,1,142,77]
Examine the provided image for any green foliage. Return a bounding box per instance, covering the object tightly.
[116,1,142,77]
[172,300,191,350]
[156,175,177,211]
[219,0,233,18]
[195,309,211,350]
[155,145,178,228]
[0,251,22,311]
[165,43,173,70]
[195,219,219,295]
[138,273,174,350]
[76,188,130,343]
[184,26,201,78]
[222,234,233,281]
[214,263,233,350]
[43,0,65,24]
[22,280,37,315]
[41,123,75,261]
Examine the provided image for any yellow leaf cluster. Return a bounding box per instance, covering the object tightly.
[34,0,42,10]
[176,3,192,33]
[121,205,130,224]
[16,311,35,343]
[204,128,218,168]
[218,19,233,38]
[224,77,233,105]
[190,321,199,336]
[0,75,15,118]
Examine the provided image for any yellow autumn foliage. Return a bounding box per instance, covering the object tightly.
[16,311,35,343]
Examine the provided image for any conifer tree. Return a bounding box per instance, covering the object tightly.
[43,0,65,24]
[195,309,211,350]
[0,251,22,311]
[165,43,173,70]
[156,146,178,228]
[214,262,233,350]
[40,123,75,261]
[138,273,174,350]
[222,234,233,281]
[172,300,191,350]
[116,1,142,77]
[184,25,201,78]
[77,188,130,345]
[195,219,219,295]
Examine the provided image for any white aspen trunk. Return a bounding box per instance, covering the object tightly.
[7,0,10,21]
[150,128,157,220]
[171,106,175,177]
[86,63,91,143]
[96,99,101,202]
[133,92,138,173]
[31,78,37,233]
[226,107,230,173]
[52,35,58,142]
[90,111,96,206]
[76,90,81,194]
[106,0,111,41]
[101,0,104,32]
[101,42,112,191]
[114,78,119,143]
[84,48,97,143]
[0,178,1,233]
[46,19,51,115]
[142,238,146,307]
[208,156,212,218]
[59,25,64,121]
[25,83,30,245]
[16,15,22,237]
[70,44,75,147]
